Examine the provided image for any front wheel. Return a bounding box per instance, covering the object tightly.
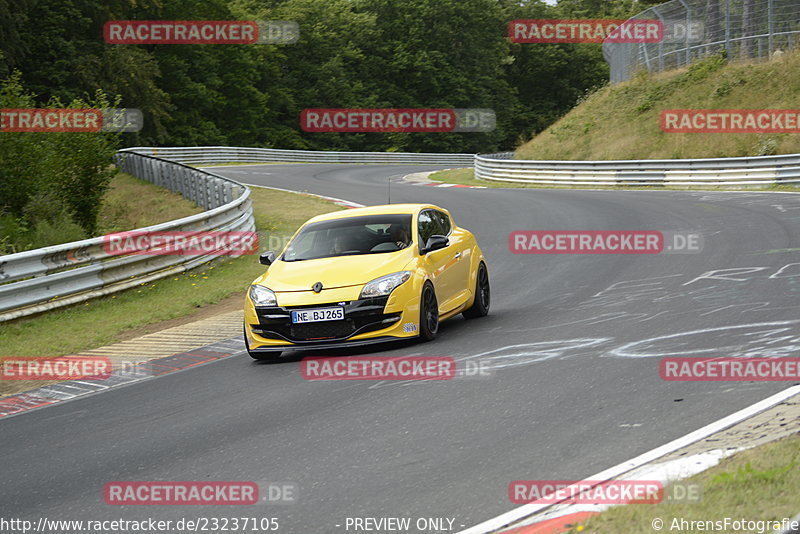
[463,262,490,319]
[419,282,439,341]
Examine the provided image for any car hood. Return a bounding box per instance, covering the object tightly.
[253,251,414,292]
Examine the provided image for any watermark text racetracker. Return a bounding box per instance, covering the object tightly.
[509,480,702,505]
[300,108,495,133]
[1,357,154,382]
[301,356,493,380]
[509,231,703,254]
[510,19,662,43]
[1,108,143,132]
[509,19,703,44]
[661,109,800,133]
[104,20,298,44]
[103,481,297,505]
[1,357,111,381]
[103,231,259,256]
[660,357,800,381]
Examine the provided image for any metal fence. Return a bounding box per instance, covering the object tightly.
[123,146,476,167]
[0,151,255,322]
[604,0,800,83]
[474,152,800,185]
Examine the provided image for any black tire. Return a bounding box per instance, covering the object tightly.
[463,262,490,319]
[245,326,283,361]
[419,282,439,341]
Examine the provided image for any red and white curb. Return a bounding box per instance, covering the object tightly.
[0,338,245,420]
[457,384,800,534]
[500,450,732,533]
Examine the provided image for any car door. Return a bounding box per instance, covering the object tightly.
[432,210,471,310]
[418,209,455,309]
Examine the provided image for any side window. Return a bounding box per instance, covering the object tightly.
[434,211,452,236]
[418,210,437,248]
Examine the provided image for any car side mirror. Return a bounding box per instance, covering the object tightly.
[259,251,276,266]
[423,235,449,254]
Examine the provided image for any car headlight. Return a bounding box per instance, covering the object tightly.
[360,271,412,299]
[249,285,277,306]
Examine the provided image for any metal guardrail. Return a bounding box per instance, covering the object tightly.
[122,146,476,166]
[0,151,255,322]
[0,145,473,322]
[475,152,800,186]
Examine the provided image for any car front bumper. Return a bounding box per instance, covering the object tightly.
[244,294,421,352]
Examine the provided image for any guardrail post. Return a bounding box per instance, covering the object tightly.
[163,160,170,188]
[725,0,732,57]
[158,160,166,189]
[652,7,665,72]
[768,0,774,56]
[677,0,692,67]
[151,158,158,186]
[177,166,184,197]
[189,170,198,206]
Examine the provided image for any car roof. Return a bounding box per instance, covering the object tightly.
[306,203,447,224]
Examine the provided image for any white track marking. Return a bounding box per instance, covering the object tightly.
[457,384,800,534]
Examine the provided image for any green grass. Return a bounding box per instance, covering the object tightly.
[0,172,203,254]
[570,433,800,533]
[0,186,344,358]
[517,49,800,161]
[97,173,202,234]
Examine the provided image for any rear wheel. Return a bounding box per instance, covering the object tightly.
[463,262,490,319]
[244,326,283,362]
[419,282,439,341]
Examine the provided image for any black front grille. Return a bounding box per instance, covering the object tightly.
[252,297,399,344]
[290,320,356,340]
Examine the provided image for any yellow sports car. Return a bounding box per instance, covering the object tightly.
[244,203,490,361]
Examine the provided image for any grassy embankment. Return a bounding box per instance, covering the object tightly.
[432,49,800,191]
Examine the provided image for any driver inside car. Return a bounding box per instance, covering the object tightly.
[389,224,410,249]
[331,235,350,255]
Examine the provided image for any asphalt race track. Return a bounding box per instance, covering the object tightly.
[3,163,800,532]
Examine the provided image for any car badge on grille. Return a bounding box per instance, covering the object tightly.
[312,282,323,293]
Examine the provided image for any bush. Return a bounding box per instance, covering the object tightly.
[0,71,120,251]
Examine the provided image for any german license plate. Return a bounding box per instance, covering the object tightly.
[291,307,345,324]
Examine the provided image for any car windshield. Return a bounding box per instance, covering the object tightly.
[281,214,413,262]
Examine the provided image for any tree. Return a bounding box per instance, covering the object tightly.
[0,73,120,245]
